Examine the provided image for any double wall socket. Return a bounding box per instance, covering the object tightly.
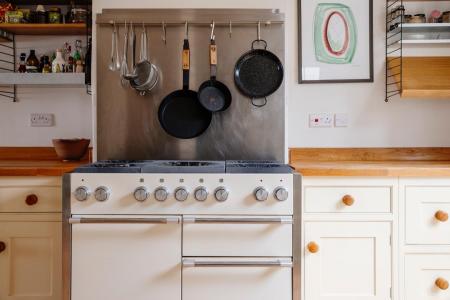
[309,113,349,128]
[30,113,54,127]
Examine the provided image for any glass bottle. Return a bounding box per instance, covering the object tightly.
[18,53,26,73]
[73,39,82,62]
[52,49,66,73]
[42,56,51,73]
[26,50,39,73]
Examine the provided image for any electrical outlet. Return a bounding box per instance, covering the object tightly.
[309,113,333,128]
[30,113,54,127]
[334,113,349,127]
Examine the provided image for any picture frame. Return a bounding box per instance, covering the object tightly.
[298,0,374,83]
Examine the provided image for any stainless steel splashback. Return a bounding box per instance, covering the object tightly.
[96,9,285,161]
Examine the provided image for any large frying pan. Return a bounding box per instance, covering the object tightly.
[234,24,284,107]
[158,24,212,139]
[198,23,232,112]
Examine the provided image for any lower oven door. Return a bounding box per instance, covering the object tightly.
[182,257,293,300]
[69,215,181,300]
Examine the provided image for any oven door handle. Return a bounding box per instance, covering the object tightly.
[183,216,293,224]
[182,258,293,268]
[68,216,181,224]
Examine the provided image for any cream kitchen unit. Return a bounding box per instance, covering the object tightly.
[0,177,62,300]
[302,176,450,300]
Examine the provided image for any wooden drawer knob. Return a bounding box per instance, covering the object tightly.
[0,241,5,253]
[435,210,449,222]
[25,194,38,206]
[342,195,355,206]
[307,242,319,253]
[435,278,449,290]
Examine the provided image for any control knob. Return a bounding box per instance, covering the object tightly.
[274,187,289,201]
[74,186,90,201]
[94,186,110,202]
[174,187,189,202]
[154,187,169,202]
[134,187,149,202]
[254,187,269,201]
[194,187,208,202]
[214,187,229,202]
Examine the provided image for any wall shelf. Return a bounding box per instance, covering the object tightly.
[0,73,85,86]
[0,23,87,36]
[400,39,450,43]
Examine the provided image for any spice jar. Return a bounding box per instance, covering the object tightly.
[443,11,450,23]
[71,8,87,23]
[410,14,426,23]
[48,7,61,24]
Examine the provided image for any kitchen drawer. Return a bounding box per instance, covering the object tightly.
[405,254,450,300]
[304,186,392,213]
[182,215,292,257]
[405,186,450,245]
[0,185,61,213]
[182,257,292,300]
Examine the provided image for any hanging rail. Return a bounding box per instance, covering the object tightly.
[97,20,284,26]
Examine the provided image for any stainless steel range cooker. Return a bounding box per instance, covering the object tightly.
[63,160,300,300]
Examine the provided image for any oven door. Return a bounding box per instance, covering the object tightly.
[69,215,181,300]
[182,257,292,300]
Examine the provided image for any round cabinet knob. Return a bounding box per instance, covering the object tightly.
[174,187,189,202]
[307,242,320,253]
[435,278,449,290]
[94,186,110,202]
[74,186,90,201]
[154,187,169,202]
[435,210,449,222]
[25,194,38,206]
[274,187,289,201]
[342,195,355,206]
[214,187,229,202]
[0,241,6,253]
[134,187,149,202]
[194,187,208,202]
[254,187,269,202]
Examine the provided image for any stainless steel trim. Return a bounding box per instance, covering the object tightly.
[69,216,181,224]
[183,216,293,224]
[98,21,284,26]
[182,258,293,268]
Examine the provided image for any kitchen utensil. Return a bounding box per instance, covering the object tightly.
[198,22,232,112]
[158,22,212,139]
[114,23,121,71]
[129,22,136,69]
[120,21,129,85]
[108,23,117,71]
[52,138,90,161]
[234,22,284,107]
[128,23,159,95]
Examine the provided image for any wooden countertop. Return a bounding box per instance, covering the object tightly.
[290,148,450,177]
[0,147,91,176]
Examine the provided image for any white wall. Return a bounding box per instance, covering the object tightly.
[1,0,450,148]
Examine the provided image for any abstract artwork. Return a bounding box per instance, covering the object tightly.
[299,0,373,83]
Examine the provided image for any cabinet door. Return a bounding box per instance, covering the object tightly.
[304,222,391,300]
[0,221,62,300]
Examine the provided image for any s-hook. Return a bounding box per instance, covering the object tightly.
[229,21,232,38]
[210,21,215,41]
[161,21,167,44]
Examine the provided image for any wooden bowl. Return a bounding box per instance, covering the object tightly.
[52,138,90,161]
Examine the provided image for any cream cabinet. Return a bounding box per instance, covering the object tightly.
[302,177,397,300]
[0,177,62,300]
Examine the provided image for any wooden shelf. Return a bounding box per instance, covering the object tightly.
[387,57,450,99]
[0,23,87,35]
[0,73,85,86]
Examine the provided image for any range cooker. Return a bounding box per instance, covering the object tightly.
[63,160,300,300]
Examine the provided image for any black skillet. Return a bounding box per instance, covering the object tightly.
[158,29,212,139]
[198,26,232,112]
[234,38,284,107]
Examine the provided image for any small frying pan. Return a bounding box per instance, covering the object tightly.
[234,23,284,107]
[198,22,232,112]
[158,23,212,139]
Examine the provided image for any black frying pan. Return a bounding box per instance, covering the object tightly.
[234,39,284,107]
[158,34,212,139]
[198,31,232,112]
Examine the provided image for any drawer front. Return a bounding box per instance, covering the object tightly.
[182,258,292,300]
[405,187,450,245]
[405,254,450,300]
[304,186,392,213]
[0,186,61,213]
[183,216,292,257]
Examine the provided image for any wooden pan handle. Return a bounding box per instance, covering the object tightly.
[210,43,217,66]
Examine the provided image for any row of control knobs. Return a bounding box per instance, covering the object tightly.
[74,186,289,202]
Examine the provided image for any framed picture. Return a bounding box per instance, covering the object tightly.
[298,0,373,83]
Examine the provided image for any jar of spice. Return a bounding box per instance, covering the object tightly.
[71,8,87,23]
[48,7,61,24]
[443,11,450,23]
